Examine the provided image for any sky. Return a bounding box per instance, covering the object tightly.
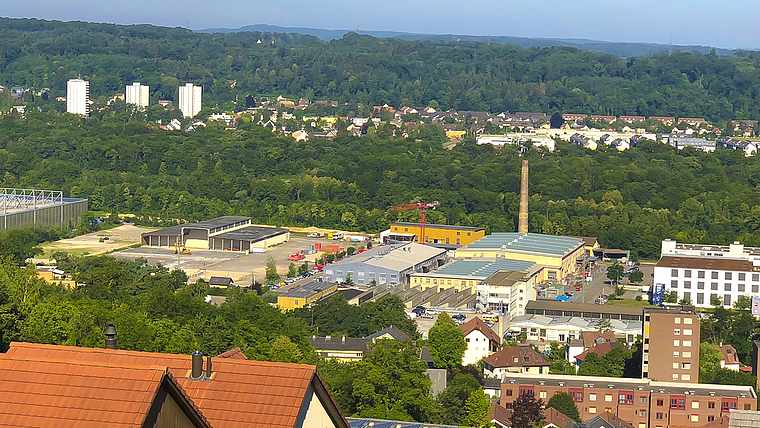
[3,0,760,49]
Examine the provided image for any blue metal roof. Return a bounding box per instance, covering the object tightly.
[464,233,583,255]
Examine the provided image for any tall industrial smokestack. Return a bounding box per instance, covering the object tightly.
[518,160,529,234]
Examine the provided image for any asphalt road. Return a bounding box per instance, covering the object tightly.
[569,262,655,303]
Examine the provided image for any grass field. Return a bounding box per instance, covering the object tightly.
[34,224,157,263]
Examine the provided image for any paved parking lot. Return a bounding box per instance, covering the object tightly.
[113,236,357,284]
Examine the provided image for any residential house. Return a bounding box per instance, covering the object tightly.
[679,118,708,127]
[308,336,371,362]
[563,113,588,122]
[6,341,350,428]
[460,317,501,365]
[567,412,634,428]
[208,276,234,288]
[618,115,645,123]
[0,352,212,428]
[590,115,616,123]
[292,130,310,142]
[649,116,676,125]
[365,325,412,341]
[482,344,550,376]
[721,344,741,371]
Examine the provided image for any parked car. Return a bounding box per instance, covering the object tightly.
[452,313,466,321]
[411,307,426,316]
[576,286,581,291]
[426,309,439,316]
[307,232,320,238]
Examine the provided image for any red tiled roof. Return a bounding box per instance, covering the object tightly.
[488,403,512,427]
[575,341,624,362]
[720,345,740,365]
[544,407,572,427]
[460,317,501,345]
[7,342,344,428]
[0,355,210,428]
[483,345,550,368]
[581,331,616,348]
[216,347,248,360]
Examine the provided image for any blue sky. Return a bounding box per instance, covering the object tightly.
[4,0,759,49]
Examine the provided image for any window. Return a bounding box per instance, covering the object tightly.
[539,391,547,399]
[683,340,692,347]
[640,396,647,404]
[739,284,745,292]
[697,293,704,304]
[656,413,664,420]
[639,410,647,417]
[682,374,691,381]
[589,407,597,414]
[712,271,719,279]
[674,329,681,335]
[708,402,715,409]
[570,389,583,403]
[711,282,719,290]
[684,318,693,325]
[671,269,679,277]
[505,389,513,396]
[456,239,460,245]
[657,399,664,407]
[739,273,746,281]
[697,281,705,290]
[671,280,678,288]
[698,270,705,279]
[754,273,759,282]
[456,232,460,236]
[672,362,679,369]
[605,395,613,402]
[466,338,470,342]
[683,351,692,358]
[684,329,692,336]
[754,284,759,293]
[519,387,534,396]
[589,393,597,402]
[684,269,692,278]
[684,281,691,289]
[724,294,732,306]
[708,416,715,422]
[690,415,699,423]
[745,404,752,410]
[673,351,680,358]
[673,340,680,346]
[725,283,732,291]
[692,401,700,409]
[672,374,679,380]
[671,397,686,410]
[726,272,733,280]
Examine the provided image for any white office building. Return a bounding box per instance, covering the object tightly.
[654,239,760,307]
[178,83,202,118]
[66,79,89,116]
[126,82,150,109]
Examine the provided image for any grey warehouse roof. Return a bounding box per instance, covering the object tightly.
[281,280,335,298]
[142,216,251,237]
[328,243,446,272]
[212,225,289,241]
[463,233,583,256]
[429,259,535,278]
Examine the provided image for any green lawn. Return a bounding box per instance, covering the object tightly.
[606,299,656,307]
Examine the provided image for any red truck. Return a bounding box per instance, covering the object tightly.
[287,252,305,261]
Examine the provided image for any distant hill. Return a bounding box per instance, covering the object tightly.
[198,24,739,57]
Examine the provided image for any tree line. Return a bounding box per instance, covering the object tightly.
[2,18,760,121]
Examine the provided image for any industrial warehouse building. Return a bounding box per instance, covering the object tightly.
[141,216,289,251]
[409,258,537,291]
[455,233,585,281]
[1,188,87,230]
[323,242,447,286]
[384,222,486,247]
[278,280,339,310]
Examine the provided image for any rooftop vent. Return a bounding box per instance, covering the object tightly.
[104,322,117,350]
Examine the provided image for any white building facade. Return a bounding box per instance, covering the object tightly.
[126,82,150,109]
[178,83,202,118]
[66,79,89,116]
[655,240,760,308]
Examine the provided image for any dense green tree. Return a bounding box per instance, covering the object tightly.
[428,313,467,370]
[510,394,544,428]
[437,373,482,425]
[628,270,644,285]
[265,256,280,283]
[546,392,580,422]
[606,263,624,285]
[465,389,493,428]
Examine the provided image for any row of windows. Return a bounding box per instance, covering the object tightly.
[671,290,742,306]
[671,269,759,282]
[670,280,759,293]
[393,226,472,237]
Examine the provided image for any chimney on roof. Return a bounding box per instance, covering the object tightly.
[191,351,204,379]
[104,322,117,350]
[205,355,213,379]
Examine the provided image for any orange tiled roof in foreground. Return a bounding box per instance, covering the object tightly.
[0,355,211,428]
[6,342,349,428]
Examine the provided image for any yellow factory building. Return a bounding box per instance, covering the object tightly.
[409,258,539,291]
[455,233,585,281]
[277,280,338,310]
[387,222,485,247]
